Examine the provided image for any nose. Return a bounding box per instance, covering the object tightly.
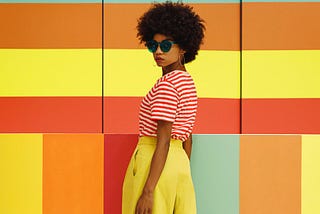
[155,44,163,54]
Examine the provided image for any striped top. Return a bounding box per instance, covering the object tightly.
[139,70,198,142]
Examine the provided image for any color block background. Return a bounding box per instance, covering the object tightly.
[0,1,319,214]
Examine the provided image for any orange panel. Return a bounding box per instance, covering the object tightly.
[0,4,101,48]
[240,135,301,214]
[105,3,240,50]
[243,2,320,50]
[43,134,104,214]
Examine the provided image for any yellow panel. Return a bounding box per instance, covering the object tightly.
[0,49,101,96]
[302,135,320,214]
[243,50,320,98]
[0,134,42,214]
[105,49,240,98]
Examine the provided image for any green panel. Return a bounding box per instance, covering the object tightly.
[191,134,239,214]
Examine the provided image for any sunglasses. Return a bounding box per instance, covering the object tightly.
[146,40,177,53]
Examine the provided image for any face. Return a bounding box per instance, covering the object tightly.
[148,34,184,68]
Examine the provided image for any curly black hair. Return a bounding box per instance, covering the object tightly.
[137,1,205,64]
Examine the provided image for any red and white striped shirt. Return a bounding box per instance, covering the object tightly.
[139,70,198,142]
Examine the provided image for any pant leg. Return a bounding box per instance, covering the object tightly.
[173,149,197,214]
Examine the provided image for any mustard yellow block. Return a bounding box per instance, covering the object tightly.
[0,134,42,214]
[243,50,320,98]
[105,49,240,98]
[0,49,101,96]
[302,135,320,214]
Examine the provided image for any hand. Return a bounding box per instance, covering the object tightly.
[135,191,154,214]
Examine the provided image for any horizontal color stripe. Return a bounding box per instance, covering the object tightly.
[302,135,320,214]
[0,0,241,2]
[0,0,101,2]
[0,97,102,132]
[0,4,101,48]
[243,2,320,50]
[0,134,42,214]
[105,50,240,98]
[242,50,320,98]
[0,49,102,96]
[105,3,240,50]
[242,98,320,134]
[245,0,320,2]
[104,97,240,134]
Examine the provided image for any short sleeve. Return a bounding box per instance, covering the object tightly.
[150,80,179,122]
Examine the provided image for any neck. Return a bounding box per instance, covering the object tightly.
[162,61,186,76]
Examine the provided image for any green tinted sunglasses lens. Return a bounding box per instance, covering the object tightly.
[146,40,158,53]
[146,40,176,53]
[160,40,173,52]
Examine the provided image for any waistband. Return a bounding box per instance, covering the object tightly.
[138,136,183,148]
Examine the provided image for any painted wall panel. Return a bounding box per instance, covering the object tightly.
[105,50,240,98]
[240,135,301,214]
[242,98,320,134]
[301,135,320,214]
[0,134,42,214]
[0,49,102,96]
[242,50,320,99]
[43,134,104,214]
[242,2,320,50]
[104,97,240,134]
[0,4,101,48]
[104,134,139,214]
[191,135,239,214]
[105,3,240,50]
[0,97,102,133]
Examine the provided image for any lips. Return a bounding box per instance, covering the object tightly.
[155,57,164,62]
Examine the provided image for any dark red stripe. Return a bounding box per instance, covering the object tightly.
[0,97,102,132]
[242,98,320,134]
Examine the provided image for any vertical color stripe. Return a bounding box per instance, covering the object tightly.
[104,134,138,214]
[301,135,320,214]
[240,135,301,214]
[191,135,239,214]
[43,134,104,214]
[0,134,42,214]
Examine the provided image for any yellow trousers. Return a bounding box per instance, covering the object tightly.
[122,136,197,214]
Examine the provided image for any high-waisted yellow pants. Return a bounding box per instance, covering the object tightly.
[122,136,197,214]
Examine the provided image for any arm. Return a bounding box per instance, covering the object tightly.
[183,133,193,160]
[135,120,172,214]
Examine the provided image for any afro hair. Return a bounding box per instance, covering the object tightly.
[137,1,205,64]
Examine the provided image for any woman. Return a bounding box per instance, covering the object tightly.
[122,1,205,214]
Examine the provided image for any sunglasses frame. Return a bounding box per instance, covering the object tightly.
[146,40,177,53]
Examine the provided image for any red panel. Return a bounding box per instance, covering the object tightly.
[104,134,138,214]
[0,97,102,133]
[242,98,320,134]
[194,98,240,134]
[104,97,240,134]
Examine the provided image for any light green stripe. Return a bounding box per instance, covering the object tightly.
[191,134,239,214]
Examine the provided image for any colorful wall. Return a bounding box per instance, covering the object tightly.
[0,0,319,214]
